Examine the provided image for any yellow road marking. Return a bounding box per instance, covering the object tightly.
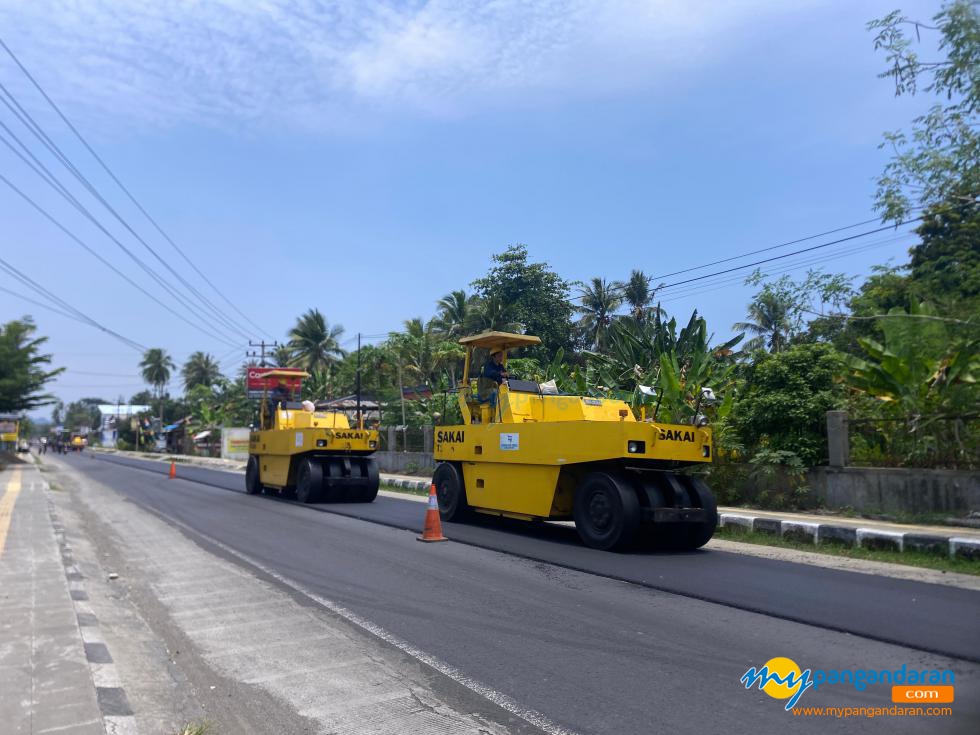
[0,470,23,560]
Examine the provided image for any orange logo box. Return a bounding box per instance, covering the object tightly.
[892,686,954,703]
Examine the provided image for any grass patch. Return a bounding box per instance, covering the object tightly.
[715,525,980,576]
[381,482,430,497]
[175,723,211,735]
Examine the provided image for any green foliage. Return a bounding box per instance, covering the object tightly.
[0,318,63,412]
[432,290,482,338]
[288,308,345,371]
[472,244,574,360]
[63,397,106,433]
[910,201,980,306]
[732,343,845,466]
[575,277,623,351]
[738,269,854,352]
[139,348,175,389]
[181,351,222,391]
[588,308,743,423]
[869,1,980,221]
[622,270,654,323]
[843,301,978,467]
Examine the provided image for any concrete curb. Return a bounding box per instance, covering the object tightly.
[718,512,979,560]
[382,476,431,492]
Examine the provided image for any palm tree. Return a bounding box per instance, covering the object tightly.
[733,291,793,352]
[288,309,345,371]
[471,294,519,333]
[139,348,175,426]
[272,344,293,367]
[433,290,480,338]
[623,270,653,323]
[181,351,222,391]
[576,277,623,351]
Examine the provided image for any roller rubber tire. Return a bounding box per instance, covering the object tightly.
[245,456,262,495]
[433,462,469,522]
[296,458,323,504]
[358,459,380,503]
[683,476,718,549]
[573,471,641,550]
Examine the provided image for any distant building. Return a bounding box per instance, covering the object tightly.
[98,404,151,446]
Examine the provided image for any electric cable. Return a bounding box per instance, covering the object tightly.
[0,36,274,339]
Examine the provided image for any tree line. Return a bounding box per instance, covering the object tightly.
[4,3,977,501]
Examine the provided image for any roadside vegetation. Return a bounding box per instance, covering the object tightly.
[3,3,977,512]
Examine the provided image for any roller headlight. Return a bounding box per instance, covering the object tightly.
[627,440,646,454]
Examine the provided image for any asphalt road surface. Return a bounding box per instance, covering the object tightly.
[64,452,980,733]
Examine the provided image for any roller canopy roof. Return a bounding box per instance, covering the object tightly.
[458,332,542,352]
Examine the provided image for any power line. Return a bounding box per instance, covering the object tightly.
[652,219,920,291]
[0,36,274,340]
[646,215,891,282]
[0,284,77,320]
[656,234,911,306]
[0,99,253,345]
[0,256,147,351]
[0,172,240,348]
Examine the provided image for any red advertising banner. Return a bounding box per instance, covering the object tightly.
[246,367,305,398]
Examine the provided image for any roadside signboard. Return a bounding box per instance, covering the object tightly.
[0,419,18,444]
[246,367,305,399]
[221,427,251,460]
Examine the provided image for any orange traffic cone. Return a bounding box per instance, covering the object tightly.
[168,461,176,480]
[417,484,448,543]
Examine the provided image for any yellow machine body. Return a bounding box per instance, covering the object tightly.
[246,369,380,503]
[436,392,711,519]
[250,407,379,488]
[432,332,718,549]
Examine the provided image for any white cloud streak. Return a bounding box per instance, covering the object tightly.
[0,0,809,132]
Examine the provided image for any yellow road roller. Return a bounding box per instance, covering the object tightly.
[246,368,380,503]
[432,332,717,550]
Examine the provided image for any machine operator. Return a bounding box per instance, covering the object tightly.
[478,350,510,411]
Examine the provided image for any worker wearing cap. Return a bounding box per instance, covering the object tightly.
[477,350,510,415]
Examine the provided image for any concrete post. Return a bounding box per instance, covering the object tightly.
[423,425,434,454]
[826,410,849,467]
[387,425,396,452]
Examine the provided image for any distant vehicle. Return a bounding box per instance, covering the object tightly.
[246,369,380,503]
[16,440,29,453]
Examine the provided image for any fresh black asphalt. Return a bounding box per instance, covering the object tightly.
[59,453,980,734]
[87,451,980,663]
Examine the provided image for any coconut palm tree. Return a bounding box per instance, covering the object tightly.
[623,270,654,323]
[470,294,519,333]
[288,309,345,371]
[733,291,794,352]
[272,344,293,367]
[576,277,623,351]
[139,348,175,426]
[181,351,222,391]
[433,289,480,338]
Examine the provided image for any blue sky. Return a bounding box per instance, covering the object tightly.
[0,0,938,413]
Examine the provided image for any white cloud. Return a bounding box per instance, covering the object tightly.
[0,0,809,132]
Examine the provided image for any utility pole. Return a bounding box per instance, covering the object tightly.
[247,340,280,367]
[355,332,362,430]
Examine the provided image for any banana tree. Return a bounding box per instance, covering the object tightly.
[589,307,743,421]
[844,302,978,464]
